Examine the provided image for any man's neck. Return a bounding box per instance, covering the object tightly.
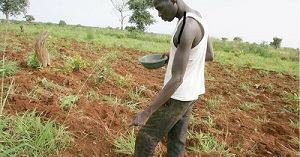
[175,1,193,20]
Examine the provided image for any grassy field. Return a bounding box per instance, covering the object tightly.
[0,20,299,156]
[1,20,298,76]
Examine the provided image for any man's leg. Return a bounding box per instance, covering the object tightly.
[167,100,195,157]
[134,99,194,157]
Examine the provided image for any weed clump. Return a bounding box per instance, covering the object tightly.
[0,60,19,77]
[0,111,72,156]
[65,52,88,72]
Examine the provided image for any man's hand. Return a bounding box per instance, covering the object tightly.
[128,110,151,127]
[161,52,169,64]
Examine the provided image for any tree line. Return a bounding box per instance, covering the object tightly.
[0,0,155,32]
[0,0,283,48]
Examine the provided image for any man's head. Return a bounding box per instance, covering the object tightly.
[153,0,178,22]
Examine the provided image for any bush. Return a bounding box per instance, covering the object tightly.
[233,37,243,42]
[65,53,88,72]
[59,20,67,26]
[125,26,138,32]
[270,37,282,49]
[86,30,94,40]
[24,15,35,22]
[27,52,39,68]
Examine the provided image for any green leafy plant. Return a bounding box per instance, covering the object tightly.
[266,84,274,90]
[240,83,249,91]
[85,89,101,101]
[116,74,133,88]
[60,95,79,110]
[39,77,55,89]
[27,52,40,68]
[129,85,147,101]
[65,53,88,72]
[0,60,19,77]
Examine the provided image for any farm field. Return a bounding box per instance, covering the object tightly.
[0,22,299,157]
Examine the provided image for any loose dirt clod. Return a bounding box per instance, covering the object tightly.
[35,31,51,72]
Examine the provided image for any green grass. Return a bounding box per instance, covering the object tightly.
[215,50,298,76]
[254,116,270,123]
[39,77,55,89]
[187,131,235,156]
[1,21,298,76]
[112,128,136,155]
[201,116,216,127]
[0,78,14,116]
[289,119,299,129]
[128,85,147,101]
[203,95,223,108]
[85,89,101,101]
[239,102,260,111]
[187,131,222,152]
[0,110,72,156]
[60,95,79,110]
[0,60,19,77]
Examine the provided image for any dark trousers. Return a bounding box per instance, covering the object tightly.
[134,98,196,157]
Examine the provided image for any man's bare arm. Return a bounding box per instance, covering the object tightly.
[128,19,199,127]
[205,37,214,61]
[144,19,198,115]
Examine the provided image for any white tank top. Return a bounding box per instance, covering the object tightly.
[163,12,208,101]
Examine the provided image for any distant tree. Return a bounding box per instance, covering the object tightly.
[221,37,228,42]
[59,20,66,26]
[109,0,129,30]
[260,41,269,47]
[128,0,155,32]
[0,0,29,23]
[233,37,243,42]
[125,26,137,32]
[270,37,282,49]
[24,14,34,22]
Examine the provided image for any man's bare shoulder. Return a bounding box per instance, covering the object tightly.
[173,16,203,47]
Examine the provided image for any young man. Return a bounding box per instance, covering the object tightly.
[128,0,214,156]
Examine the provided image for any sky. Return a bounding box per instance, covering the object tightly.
[1,0,299,48]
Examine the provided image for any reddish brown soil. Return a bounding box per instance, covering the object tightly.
[1,31,299,157]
